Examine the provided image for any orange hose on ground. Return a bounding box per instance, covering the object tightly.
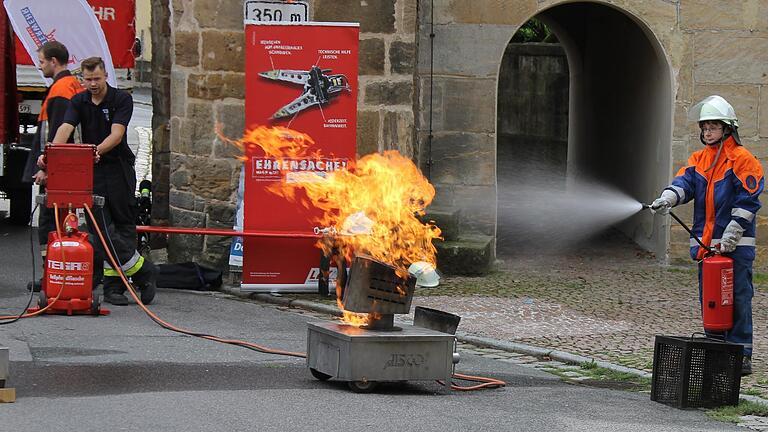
[10,204,512,390]
[84,204,306,358]
[2,203,507,391]
[0,204,70,320]
[440,372,507,391]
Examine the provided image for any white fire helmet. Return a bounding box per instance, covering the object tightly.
[408,261,440,287]
[688,95,739,128]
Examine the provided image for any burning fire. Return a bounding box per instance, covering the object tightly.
[225,126,442,325]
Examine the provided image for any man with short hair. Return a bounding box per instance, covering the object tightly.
[50,56,156,305]
[23,40,83,291]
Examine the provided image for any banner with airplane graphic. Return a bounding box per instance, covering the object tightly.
[241,22,359,292]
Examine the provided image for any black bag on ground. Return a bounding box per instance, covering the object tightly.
[156,262,223,291]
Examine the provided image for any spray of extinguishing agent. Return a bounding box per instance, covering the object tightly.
[643,204,734,332]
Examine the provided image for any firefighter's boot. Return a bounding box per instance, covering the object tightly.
[742,356,753,376]
[131,261,157,305]
[103,276,129,306]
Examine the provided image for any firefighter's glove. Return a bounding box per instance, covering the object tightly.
[719,220,745,253]
[650,190,678,215]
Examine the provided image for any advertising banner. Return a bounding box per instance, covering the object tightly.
[4,0,116,86]
[13,0,135,69]
[229,1,308,268]
[86,0,136,68]
[242,22,359,292]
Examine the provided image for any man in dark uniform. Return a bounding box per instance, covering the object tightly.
[23,41,83,291]
[49,56,156,305]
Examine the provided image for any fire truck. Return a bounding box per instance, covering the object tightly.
[0,0,137,224]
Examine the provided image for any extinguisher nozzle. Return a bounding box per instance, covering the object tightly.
[641,203,651,210]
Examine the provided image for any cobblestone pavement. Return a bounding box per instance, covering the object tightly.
[416,234,768,397]
[739,416,768,431]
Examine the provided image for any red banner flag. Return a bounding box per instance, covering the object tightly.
[242,22,359,292]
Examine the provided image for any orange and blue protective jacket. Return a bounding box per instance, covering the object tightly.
[666,136,764,261]
[39,70,83,143]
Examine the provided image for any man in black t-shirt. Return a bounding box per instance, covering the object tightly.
[50,57,156,306]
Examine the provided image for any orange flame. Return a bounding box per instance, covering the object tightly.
[217,124,317,162]
[226,126,442,326]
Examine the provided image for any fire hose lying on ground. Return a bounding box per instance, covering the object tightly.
[1,144,505,393]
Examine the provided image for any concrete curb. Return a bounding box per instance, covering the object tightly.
[455,333,653,379]
[219,285,768,405]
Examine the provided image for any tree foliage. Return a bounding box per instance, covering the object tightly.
[512,18,558,43]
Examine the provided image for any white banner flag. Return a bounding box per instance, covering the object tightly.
[3,0,116,86]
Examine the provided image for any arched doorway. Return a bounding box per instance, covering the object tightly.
[496,2,673,259]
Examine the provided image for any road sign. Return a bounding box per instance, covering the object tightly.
[244,1,308,22]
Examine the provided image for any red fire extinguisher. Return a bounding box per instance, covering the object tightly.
[40,211,99,315]
[664,210,733,331]
[701,254,733,331]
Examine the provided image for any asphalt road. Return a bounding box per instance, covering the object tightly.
[0,219,744,431]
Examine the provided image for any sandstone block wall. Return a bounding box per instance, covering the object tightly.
[164,0,768,269]
[416,0,768,267]
[166,0,418,267]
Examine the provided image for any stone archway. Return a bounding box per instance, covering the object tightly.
[496,1,673,258]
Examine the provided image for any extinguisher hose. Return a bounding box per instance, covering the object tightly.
[668,210,714,253]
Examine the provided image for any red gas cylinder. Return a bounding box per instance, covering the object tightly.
[701,254,734,331]
[43,227,94,313]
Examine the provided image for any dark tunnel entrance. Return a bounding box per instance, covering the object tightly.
[496,2,673,259]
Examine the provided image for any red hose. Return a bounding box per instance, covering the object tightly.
[86,204,306,358]
[0,204,69,319]
[136,226,320,239]
[440,372,506,391]
[102,208,507,390]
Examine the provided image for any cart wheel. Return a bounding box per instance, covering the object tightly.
[38,290,47,309]
[347,380,378,393]
[309,368,332,381]
[90,295,102,315]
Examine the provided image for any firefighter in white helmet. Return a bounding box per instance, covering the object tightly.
[651,95,763,375]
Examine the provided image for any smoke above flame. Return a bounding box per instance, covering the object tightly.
[223,126,442,325]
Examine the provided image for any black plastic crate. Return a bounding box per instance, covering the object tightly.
[651,335,743,408]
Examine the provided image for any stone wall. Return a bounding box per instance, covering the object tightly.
[166,0,418,268]
[668,0,768,267]
[163,0,768,269]
[415,0,768,267]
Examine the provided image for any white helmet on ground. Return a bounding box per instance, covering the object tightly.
[408,261,440,287]
[688,95,738,128]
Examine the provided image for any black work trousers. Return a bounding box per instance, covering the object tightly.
[86,161,139,284]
